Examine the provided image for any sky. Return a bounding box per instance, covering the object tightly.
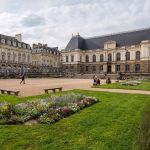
[0,0,150,49]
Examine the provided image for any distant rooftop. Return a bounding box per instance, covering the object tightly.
[65,27,150,51]
[0,33,31,49]
[32,43,60,54]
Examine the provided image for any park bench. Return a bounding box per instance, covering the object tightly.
[44,87,62,94]
[0,88,20,96]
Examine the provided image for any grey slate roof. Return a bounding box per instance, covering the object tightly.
[65,28,150,50]
[0,34,31,50]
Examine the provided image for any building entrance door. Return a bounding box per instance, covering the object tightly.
[107,65,111,73]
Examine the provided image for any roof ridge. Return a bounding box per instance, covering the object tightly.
[85,27,150,40]
[0,34,15,39]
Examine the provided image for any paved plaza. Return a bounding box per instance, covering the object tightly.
[0,78,93,96]
[0,78,150,96]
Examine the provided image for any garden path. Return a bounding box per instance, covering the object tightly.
[0,78,149,96]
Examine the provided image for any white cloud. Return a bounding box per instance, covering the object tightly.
[21,13,45,27]
[0,0,150,49]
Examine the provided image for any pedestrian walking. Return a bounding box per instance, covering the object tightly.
[20,74,25,84]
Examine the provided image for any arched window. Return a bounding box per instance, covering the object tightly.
[136,51,140,60]
[108,53,112,62]
[126,51,130,61]
[80,55,82,62]
[1,52,6,61]
[100,54,104,62]
[93,55,96,62]
[86,55,89,62]
[116,53,121,61]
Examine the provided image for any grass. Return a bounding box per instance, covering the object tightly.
[134,105,150,150]
[0,90,150,150]
[93,80,150,91]
[0,92,65,104]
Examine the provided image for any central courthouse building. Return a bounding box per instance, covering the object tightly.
[62,28,150,78]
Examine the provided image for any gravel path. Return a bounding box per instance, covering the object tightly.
[0,78,149,96]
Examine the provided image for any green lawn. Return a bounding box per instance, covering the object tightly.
[93,80,150,91]
[0,90,150,150]
[0,93,64,104]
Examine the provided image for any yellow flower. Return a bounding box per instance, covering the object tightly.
[2,105,9,112]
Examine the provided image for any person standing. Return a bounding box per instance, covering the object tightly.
[20,74,25,84]
[97,79,100,85]
[106,77,111,84]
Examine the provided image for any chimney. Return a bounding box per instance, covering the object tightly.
[33,43,37,49]
[43,44,47,48]
[38,43,43,48]
[15,34,22,42]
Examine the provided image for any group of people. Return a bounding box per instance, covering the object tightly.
[93,75,111,86]
[93,77,101,86]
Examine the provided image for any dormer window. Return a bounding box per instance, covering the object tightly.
[7,40,11,46]
[116,53,121,61]
[13,41,16,46]
[23,44,26,49]
[1,39,5,44]
[18,43,21,48]
[108,53,112,62]
[27,45,30,49]
[104,40,116,49]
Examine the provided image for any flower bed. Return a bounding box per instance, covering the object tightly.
[121,80,141,86]
[0,93,99,125]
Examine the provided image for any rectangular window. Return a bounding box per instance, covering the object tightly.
[92,66,96,72]
[71,66,74,70]
[135,64,140,72]
[125,64,130,72]
[66,56,68,62]
[86,66,89,72]
[71,56,74,62]
[100,65,103,71]
[116,65,120,72]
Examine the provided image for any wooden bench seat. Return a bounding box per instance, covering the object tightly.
[44,87,62,94]
[0,89,20,96]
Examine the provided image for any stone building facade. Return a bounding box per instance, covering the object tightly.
[62,28,150,78]
[0,34,62,78]
[32,43,61,73]
[0,34,32,76]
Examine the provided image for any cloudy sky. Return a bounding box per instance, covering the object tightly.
[0,0,150,49]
